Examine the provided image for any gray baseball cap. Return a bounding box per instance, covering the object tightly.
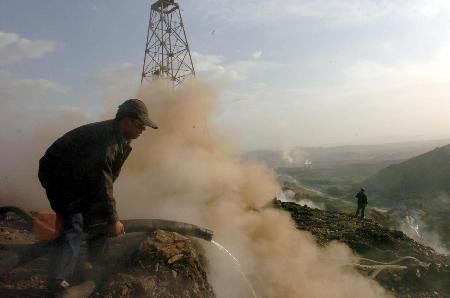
[117,99,158,129]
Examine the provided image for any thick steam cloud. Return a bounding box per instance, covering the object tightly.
[0,102,91,210]
[0,80,389,297]
[115,81,389,298]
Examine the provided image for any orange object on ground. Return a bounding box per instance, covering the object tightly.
[32,213,63,241]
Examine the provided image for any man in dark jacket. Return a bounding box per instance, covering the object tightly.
[38,98,158,292]
[354,188,368,219]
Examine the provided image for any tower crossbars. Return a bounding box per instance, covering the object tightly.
[141,0,195,87]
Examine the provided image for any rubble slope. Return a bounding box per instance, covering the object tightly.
[0,214,215,298]
[274,199,450,298]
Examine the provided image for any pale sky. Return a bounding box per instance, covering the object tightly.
[1,0,450,151]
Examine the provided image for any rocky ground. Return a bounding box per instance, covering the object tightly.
[2,203,450,297]
[274,199,450,298]
[0,214,47,297]
[92,230,214,298]
[0,213,215,298]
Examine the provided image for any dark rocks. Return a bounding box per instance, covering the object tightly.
[92,230,215,298]
[274,199,450,298]
[0,211,215,298]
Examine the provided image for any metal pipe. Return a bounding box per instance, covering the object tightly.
[0,206,33,230]
[122,219,213,241]
[0,206,214,241]
[0,206,214,272]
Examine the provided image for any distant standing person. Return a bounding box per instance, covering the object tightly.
[354,188,368,219]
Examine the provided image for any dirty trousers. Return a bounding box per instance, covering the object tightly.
[48,213,108,281]
[355,204,366,219]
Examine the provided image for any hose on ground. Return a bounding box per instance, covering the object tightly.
[0,206,214,273]
[353,256,429,278]
[0,206,33,230]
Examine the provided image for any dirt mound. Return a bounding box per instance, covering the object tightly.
[93,230,214,298]
[274,199,450,298]
[0,212,215,298]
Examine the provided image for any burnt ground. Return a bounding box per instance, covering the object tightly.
[92,230,215,298]
[0,213,215,298]
[0,214,47,297]
[274,199,450,298]
[2,204,450,297]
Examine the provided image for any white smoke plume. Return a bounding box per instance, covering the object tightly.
[399,210,449,255]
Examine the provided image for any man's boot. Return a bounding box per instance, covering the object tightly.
[47,279,70,294]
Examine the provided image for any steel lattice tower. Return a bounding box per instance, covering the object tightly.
[141,0,195,86]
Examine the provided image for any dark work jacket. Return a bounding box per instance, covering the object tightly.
[38,120,132,225]
[355,191,368,206]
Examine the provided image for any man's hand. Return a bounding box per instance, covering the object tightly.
[109,220,125,236]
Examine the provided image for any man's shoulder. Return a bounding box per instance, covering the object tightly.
[65,119,115,138]
[49,120,116,149]
[75,119,114,132]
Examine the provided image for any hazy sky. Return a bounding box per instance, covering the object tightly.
[1,0,450,150]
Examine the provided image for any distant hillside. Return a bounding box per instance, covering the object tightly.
[362,145,450,250]
[242,139,450,168]
[364,144,450,198]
